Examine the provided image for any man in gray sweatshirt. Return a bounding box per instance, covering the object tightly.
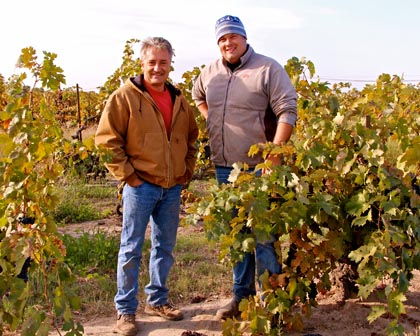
[192,14,297,320]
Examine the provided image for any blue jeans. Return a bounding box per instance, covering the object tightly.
[115,181,182,315]
[216,166,282,301]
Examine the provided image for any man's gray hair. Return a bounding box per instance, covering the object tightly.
[140,37,175,59]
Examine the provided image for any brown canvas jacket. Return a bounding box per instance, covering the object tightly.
[95,76,198,188]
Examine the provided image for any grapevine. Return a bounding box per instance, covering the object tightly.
[0,48,100,335]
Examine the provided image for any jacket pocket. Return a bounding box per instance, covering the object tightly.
[170,131,188,178]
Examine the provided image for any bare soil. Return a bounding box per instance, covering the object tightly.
[51,217,420,336]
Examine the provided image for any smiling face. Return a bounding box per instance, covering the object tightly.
[141,47,172,91]
[217,33,247,64]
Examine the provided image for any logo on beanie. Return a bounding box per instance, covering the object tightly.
[215,15,247,42]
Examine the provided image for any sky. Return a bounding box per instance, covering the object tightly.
[1,0,419,91]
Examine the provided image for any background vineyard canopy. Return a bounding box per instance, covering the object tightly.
[0,40,420,336]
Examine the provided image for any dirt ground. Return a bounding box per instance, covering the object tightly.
[52,217,420,336]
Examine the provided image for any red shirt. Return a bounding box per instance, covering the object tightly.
[145,82,173,137]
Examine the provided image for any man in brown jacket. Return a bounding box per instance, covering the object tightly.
[95,37,198,336]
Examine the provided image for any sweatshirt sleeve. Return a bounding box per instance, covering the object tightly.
[94,90,135,181]
[192,71,207,107]
[269,63,298,126]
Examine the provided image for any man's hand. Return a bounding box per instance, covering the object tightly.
[262,154,283,175]
[126,173,143,187]
[262,122,294,175]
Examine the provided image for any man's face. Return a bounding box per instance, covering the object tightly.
[217,33,247,64]
[141,47,172,90]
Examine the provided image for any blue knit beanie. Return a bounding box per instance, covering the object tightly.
[215,15,247,42]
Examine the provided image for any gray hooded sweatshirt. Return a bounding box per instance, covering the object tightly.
[192,45,297,168]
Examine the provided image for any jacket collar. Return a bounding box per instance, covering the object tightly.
[240,44,253,65]
[222,44,254,70]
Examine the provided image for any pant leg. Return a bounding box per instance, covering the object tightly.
[256,239,282,282]
[215,165,257,301]
[145,184,182,306]
[232,252,257,300]
[115,182,157,315]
